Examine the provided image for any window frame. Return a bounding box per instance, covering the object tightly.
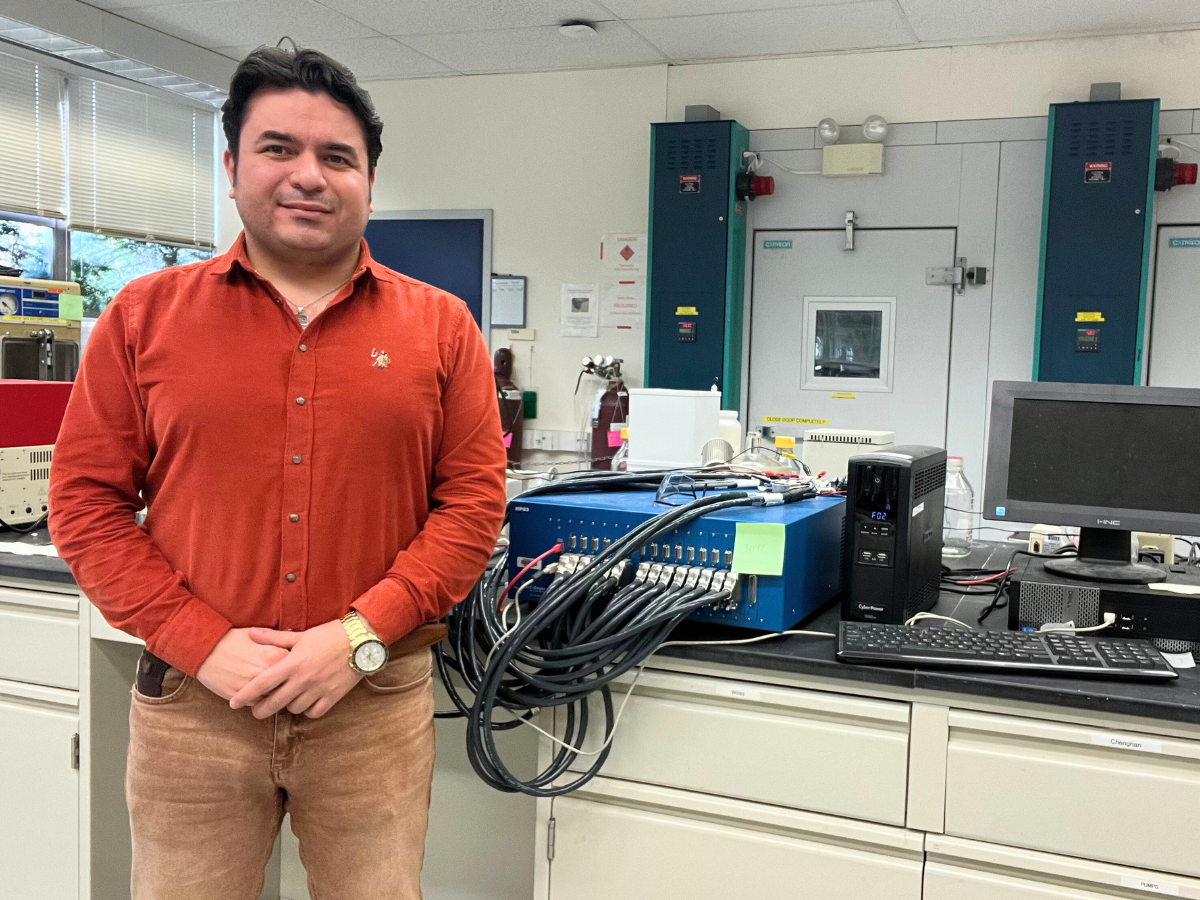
[0,210,68,281]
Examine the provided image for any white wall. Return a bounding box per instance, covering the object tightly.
[366,66,667,436]
[667,29,1200,127]
[351,27,1200,443]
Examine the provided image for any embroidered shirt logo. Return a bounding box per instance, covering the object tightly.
[371,349,390,369]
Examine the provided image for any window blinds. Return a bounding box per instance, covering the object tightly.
[70,77,215,247]
[0,51,66,219]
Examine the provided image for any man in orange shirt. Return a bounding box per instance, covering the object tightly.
[49,47,507,900]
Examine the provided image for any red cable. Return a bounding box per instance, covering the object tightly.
[501,543,563,609]
[951,568,1014,585]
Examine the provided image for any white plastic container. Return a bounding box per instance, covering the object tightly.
[942,456,975,558]
[626,388,721,470]
[718,410,742,455]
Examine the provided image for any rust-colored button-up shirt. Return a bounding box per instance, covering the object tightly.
[49,234,507,677]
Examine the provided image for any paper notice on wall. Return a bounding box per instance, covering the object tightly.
[560,283,599,337]
[600,233,647,275]
[600,280,645,327]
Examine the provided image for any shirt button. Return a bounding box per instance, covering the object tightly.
[298,344,307,352]
[289,513,299,522]
[286,573,297,583]
[292,455,302,464]
[296,397,305,405]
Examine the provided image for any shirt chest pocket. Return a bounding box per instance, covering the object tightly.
[313,341,445,451]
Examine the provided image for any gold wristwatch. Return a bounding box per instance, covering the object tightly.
[341,611,388,674]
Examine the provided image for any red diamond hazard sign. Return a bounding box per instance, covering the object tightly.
[620,245,634,262]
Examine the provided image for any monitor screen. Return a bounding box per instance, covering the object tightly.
[1007,397,1200,515]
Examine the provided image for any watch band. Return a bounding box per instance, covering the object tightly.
[341,611,385,673]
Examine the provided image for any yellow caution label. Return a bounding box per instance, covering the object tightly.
[773,435,796,450]
[675,306,698,316]
[762,416,830,425]
[1075,311,1105,322]
[830,392,857,400]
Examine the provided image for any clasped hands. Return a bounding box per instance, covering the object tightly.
[196,618,367,719]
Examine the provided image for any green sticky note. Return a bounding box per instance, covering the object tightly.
[731,522,786,576]
[57,293,83,321]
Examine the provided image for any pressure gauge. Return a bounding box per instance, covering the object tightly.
[0,293,17,316]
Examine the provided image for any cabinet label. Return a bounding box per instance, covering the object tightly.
[1090,732,1165,755]
[1120,875,1180,895]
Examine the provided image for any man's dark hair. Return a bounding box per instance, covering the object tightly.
[222,47,383,174]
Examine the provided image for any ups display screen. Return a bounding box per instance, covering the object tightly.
[1008,398,1200,515]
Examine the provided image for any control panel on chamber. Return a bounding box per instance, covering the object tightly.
[854,463,898,569]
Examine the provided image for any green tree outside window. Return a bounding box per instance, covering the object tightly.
[0,219,54,280]
[71,232,211,317]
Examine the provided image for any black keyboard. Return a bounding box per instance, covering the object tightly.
[838,621,1178,680]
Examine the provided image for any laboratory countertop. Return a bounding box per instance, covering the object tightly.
[660,543,1200,728]
[0,528,73,585]
[4,531,1198,727]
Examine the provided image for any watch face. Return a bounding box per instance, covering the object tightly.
[354,640,388,673]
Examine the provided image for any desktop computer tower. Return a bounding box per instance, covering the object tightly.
[841,446,947,624]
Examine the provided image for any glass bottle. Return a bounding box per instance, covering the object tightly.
[942,456,974,558]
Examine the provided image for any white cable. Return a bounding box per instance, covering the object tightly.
[487,566,556,669]
[905,612,973,630]
[745,151,821,177]
[501,627,836,756]
[1166,137,1200,155]
[1039,613,1115,634]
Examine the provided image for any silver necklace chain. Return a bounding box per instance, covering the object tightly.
[293,278,351,327]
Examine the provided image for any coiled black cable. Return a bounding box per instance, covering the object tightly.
[434,470,819,796]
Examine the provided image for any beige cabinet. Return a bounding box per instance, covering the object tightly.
[565,668,912,825]
[547,776,925,900]
[944,710,1200,878]
[0,585,79,690]
[925,834,1200,900]
[0,681,79,900]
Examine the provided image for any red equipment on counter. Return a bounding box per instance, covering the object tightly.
[0,379,73,528]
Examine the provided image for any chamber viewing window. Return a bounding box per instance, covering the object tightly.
[801,296,895,393]
[813,309,883,379]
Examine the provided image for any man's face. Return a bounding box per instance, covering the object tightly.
[224,86,374,262]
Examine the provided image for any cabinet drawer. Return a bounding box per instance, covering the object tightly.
[565,669,911,825]
[944,710,1200,878]
[0,587,78,690]
[925,834,1200,900]
[550,777,924,900]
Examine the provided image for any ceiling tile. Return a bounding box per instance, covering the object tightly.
[601,0,866,18]
[118,0,374,50]
[401,19,667,74]
[899,0,1200,43]
[628,2,914,61]
[315,0,613,37]
[79,0,208,9]
[213,37,452,80]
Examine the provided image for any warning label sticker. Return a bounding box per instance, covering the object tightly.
[1085,161,1112,183]
[679,174,700,194]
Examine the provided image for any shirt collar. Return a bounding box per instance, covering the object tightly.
[211,232,395,285]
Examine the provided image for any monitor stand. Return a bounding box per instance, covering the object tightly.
[1043,527,1167,584]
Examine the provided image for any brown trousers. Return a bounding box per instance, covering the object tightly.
[126,643,437,900]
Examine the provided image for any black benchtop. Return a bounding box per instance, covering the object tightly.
[4,532,1199,726]
[0,529,74,585]
[660,543,1200,728]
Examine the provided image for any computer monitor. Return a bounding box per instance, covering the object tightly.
[984,380,1200,584]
